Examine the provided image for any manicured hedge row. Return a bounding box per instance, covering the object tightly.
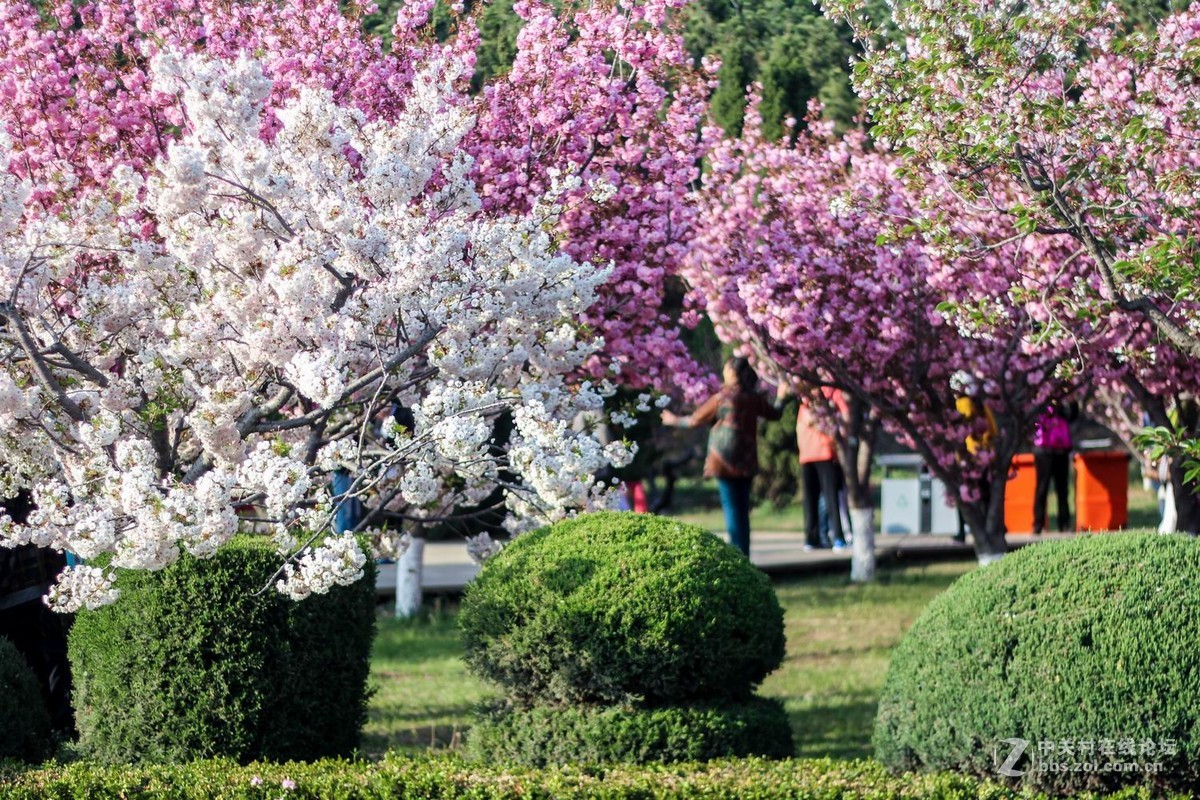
[1,754,1186,800]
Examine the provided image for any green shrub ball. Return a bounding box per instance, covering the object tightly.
[459,511,786,706]
[875,533,1200,795]
[68,537,375,764]
[467,697,794,767]
[0,636,53,763]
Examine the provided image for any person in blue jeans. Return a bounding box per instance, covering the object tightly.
[331,469,364,533]
[663,358,784,556]
[816,463,849,547]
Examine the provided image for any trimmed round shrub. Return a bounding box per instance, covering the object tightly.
[459,512,785,706]
[0,636,53,763]
[68,537,375,764]
[874,533,1200,795]
[466,697,794,767]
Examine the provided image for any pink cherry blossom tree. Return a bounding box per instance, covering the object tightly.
[823,0,1200,531]
[0,0,712,401]
[686,96,1110,570]
[466,0,715,401]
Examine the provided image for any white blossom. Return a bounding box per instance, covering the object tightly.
[45,566,120,613]
[275,533,367,600]
[465,532,504,564]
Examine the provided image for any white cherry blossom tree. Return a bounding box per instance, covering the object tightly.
[0,52,629,611]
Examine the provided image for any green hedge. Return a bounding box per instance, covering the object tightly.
[68,537,375,764]
[875,533,1200,796]
[0,636,53,764]
[459,512,785,706]
[466,697,794,767]
[2,753,1189,799]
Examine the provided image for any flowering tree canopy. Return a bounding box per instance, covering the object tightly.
[821,0,1200,527]
[0,0,712,399]
[0,0,705,609]
[827,0,1200,348]
[685,97,1115,563]
[467,0,714,401]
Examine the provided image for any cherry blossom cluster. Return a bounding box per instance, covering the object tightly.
[276,532,367,601]
[0,50,629,610]
[467,0,716,402]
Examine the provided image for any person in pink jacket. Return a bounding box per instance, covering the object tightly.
[1032,401,1078,533]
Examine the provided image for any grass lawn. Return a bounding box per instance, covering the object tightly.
[765,561,970,759]
[362,604,490,757]
[363,559,975,760]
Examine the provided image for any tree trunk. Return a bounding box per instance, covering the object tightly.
[983,466,1011,563]
[1172,399,1200,534]
[1159,480,1178,533]
[1168,461,1200,534]
[394,537,425,618]
[957,464,1010,564]
[840,400,879,582]
[1121,375,1200,534]
[961,500,1008,563]
[848,505,876,582]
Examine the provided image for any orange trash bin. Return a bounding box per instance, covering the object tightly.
[1074,451,1129,531]
[1004,453,1038,534]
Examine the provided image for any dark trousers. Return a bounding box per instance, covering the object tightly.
[716,477,753,556]
[803,460,844,547]
[0,600,74,736]
[1034,448,1071,532]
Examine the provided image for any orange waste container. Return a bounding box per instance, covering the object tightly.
[1004,453,1038,533]
[1074,451,1129,531]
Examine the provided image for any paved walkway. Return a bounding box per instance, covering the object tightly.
[377,529,1078,597]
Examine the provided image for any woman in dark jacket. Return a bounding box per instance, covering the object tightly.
[662,357,783,556]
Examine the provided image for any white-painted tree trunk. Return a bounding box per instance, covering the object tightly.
[849,506,876,583]
[977,551,1005,566]
[1159,482,1178,533]
[394,537,425,618]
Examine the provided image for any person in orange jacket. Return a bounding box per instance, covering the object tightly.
[796,387,850,550]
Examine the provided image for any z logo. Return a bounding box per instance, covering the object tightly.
[996,737,1030,776]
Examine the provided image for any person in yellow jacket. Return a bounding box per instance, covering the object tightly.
[955,398,997,455]
[951,371,998,542]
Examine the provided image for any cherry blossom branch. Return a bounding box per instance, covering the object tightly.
[0,304,87,423]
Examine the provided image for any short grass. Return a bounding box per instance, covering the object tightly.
[363,559,975,759]
[362,601,492,757]
[765,561,970,759]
